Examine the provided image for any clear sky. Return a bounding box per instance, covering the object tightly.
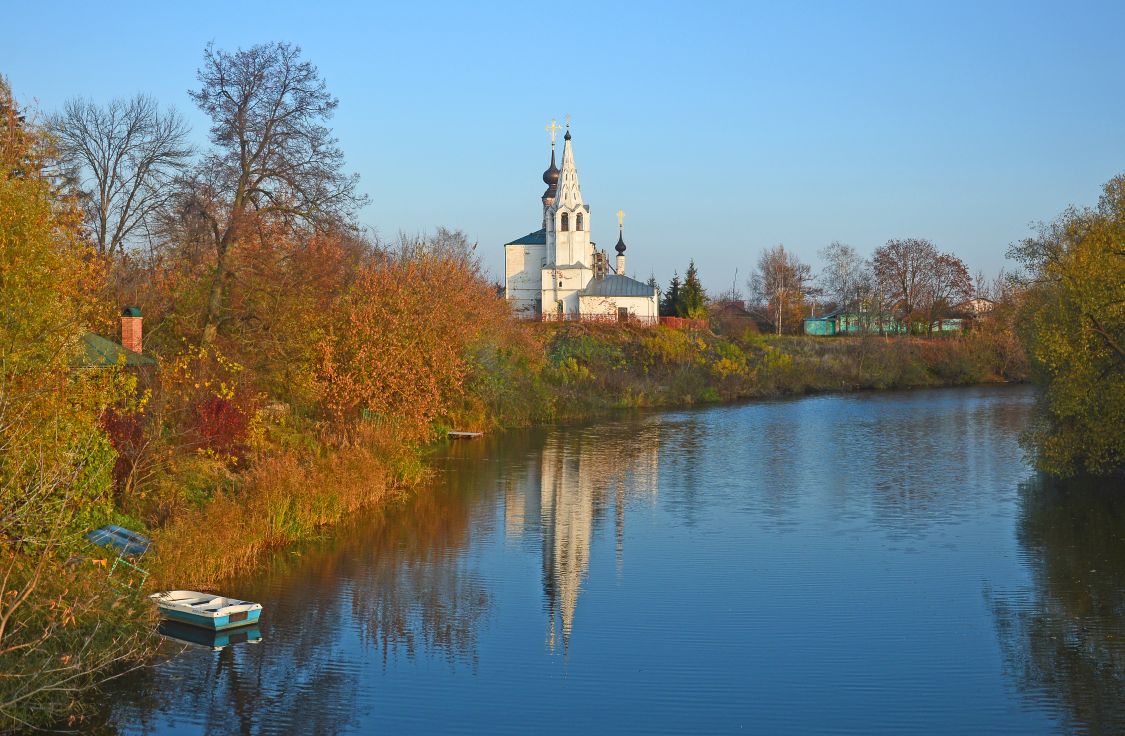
[4,0,1124,290]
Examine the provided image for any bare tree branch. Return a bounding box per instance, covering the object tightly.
[48,95,193,257]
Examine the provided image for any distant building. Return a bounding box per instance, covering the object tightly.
[504,122,658,323]
[803,306,907,336]
[953,297,996,316]
[804,303,978,336]
[709,299,766,338]
[76,307,156,368]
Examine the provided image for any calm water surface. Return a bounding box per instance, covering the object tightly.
[106,386,1125,734]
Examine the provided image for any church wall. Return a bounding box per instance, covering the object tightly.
[505,243,545,318]
[541,266,593,315]
[578,294,659,321]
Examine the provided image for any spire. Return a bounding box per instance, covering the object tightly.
[615,209,627,254]
[554,123,583,210]
[542,148,558,201]
[541,120,561,225]
[615,209,627,273]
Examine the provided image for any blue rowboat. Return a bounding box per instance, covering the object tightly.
[149,590,262,631]
[86,525,152,557]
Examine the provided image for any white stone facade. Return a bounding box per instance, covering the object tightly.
[504,128,658,321]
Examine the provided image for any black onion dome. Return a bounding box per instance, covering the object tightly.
[542,149,559,187]
[615,231,627,255]
[564,128,571,141]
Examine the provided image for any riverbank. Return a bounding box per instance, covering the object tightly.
[105,385,1107,736]
[2,318,1028,730]
[150,325,1028,590]
[530,324,1027,420]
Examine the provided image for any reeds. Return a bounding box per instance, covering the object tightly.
[150,425,427,588]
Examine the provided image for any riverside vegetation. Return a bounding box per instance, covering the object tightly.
[0,41,1119,729]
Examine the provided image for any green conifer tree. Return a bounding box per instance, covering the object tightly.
[681,260,707,318]
[660,272,682,317]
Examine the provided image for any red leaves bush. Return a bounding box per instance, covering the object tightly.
[100,408,144,491]
[192,396,249,457]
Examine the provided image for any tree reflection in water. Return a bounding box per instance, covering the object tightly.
[102,419,670,732]
[104,437,510,734]
[348,482,490,669]
[991,476,1125,733]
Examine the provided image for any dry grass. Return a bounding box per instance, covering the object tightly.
[150,426,427,588]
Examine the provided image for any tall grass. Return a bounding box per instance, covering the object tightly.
[151,425,427,588]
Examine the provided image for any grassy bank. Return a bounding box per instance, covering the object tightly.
[150,325,1028,589]
[149,424,428,588]
[519,324,1027,421]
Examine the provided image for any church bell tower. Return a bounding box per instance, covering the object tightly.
[546,122,593,268]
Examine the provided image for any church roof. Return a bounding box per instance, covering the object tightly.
[580,275,657,298]
[506,228,546,246]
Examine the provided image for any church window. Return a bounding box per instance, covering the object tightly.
[576,213,584,231]
[561,212,569,231]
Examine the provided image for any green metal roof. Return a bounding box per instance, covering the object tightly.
[506,229,547,246]
[580,275,657,298]
[76,333,157,368]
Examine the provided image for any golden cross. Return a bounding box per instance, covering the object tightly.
[617,209,625,228]
[545,119,561,146]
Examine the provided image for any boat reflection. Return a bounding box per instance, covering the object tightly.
[157,620,263,651]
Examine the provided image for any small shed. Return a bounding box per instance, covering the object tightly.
[76,333,156,368]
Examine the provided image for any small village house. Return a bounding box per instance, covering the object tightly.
[76,307,156,368]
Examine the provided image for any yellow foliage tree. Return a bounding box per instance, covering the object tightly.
[1011,174,1125,477]
[0,79,148,729]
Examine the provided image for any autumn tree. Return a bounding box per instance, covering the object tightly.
[872,238,938,331]
[855,262,895,334]
[817,241,862,321]
[1010,174,1125,477]
[921,252,973,333]
[0,79,150,730]
[749,244,812,335]
[215,216,366,407]
[315,229,508,440]
[181,42,365,345]
[48,94,192,257]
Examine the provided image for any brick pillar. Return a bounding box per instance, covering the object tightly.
[121,307,143,354]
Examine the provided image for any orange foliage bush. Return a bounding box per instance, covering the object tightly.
[315,250,510,439]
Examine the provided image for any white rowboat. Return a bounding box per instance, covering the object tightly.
[149,590,262,631]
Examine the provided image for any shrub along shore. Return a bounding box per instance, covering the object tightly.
[152,323,1028,591]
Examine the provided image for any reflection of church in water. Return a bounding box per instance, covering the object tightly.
[503,419,662,653]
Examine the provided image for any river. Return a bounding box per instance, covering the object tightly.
[102,386,1125,734]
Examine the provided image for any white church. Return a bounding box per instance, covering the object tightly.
[504,122,659,323]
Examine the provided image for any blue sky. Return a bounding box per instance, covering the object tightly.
[4,0,1124,290]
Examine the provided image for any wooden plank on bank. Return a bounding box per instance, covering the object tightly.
[448,431,484,440]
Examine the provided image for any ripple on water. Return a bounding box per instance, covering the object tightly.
[106,386,1123,735]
